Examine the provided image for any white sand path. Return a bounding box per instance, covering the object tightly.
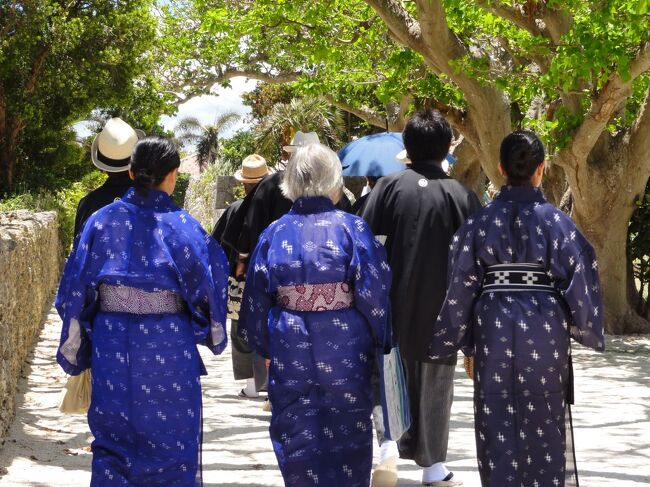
[0,305,649,486]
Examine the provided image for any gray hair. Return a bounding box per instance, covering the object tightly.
[280,143,344,201]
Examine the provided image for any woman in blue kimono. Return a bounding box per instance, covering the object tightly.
[56,137,229,486]
[238,143,392,486]
[429,131,605,487]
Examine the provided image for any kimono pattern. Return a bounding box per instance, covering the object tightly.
[238,196,391,487]
[56,188,228,486]
[430,185,605,487]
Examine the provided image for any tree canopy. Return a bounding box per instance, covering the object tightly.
[161,0,650,333]
[0,0,172,192]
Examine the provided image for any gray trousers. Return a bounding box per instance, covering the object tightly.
[230,320,268,391]
[373,357,455,467]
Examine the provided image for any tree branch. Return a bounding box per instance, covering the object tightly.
[323,95,400,131]
[557,41,650,171]
[476,1,543,38]
[169,67,302,105]
[362,0,424,53]
[629,85,650,171]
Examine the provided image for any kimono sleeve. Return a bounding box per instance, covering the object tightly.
[238,234,273,358]
[360,178,391,237]
[429,218,484,359]
[552,233,605,351]
[181,234,229,355]
[349,219,392,353]
[55,228,97,376]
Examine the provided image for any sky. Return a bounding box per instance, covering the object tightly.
[73,76,257,141]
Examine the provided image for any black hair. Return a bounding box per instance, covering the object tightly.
[499,130,545,186]
[402,109,453,163]
[130,136,181,196]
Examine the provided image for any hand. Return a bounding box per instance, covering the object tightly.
[464,356,474,380]
[235,262,246,279]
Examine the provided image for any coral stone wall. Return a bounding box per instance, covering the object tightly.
[0,211,59,437]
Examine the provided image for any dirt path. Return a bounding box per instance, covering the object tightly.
[0,305,648,486]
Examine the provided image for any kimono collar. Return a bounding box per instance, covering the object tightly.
[102,171,132,187]
[495,185,547,204]
[407,161,448,179]
[290,196,335,214]
[122,187,176,210]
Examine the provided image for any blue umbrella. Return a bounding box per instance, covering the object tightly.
[338,132,406,177]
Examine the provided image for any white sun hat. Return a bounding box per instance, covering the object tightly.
[90,117,145,172]
[283,131,320,152]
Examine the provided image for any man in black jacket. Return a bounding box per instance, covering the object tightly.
[73,118,143,236]
[362,110,481,486]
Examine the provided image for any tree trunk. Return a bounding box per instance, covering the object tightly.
[569,156,650,334]
[0,125,19,191]
[450,140,485,196]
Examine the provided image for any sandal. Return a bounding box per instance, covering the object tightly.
[422,472,463,486]
[238,388,259,398]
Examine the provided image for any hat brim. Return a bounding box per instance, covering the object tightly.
[234,169,265,184]
[396,149,411,164]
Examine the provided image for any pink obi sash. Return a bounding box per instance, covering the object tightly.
[276,282,354,312]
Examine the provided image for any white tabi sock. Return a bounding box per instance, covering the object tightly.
[242,378,258,397]
[378,440,399,464]
[422,462,450,483]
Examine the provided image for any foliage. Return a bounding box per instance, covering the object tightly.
[253,96,345,164]
[0,171,107,254]
[219,130,256,175]
[0,0,169,193]
[242,84,296,121]
[172,173,192,208]
[174,111,241,170]
[628,179,650,319]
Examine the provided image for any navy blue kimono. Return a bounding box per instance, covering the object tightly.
[56,188,229,486]
[430,185,605,487]
[238,196,391,487]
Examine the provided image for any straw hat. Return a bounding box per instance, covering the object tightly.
[90,118,145,172]
[234,154,270,183]
[282,131,320,152]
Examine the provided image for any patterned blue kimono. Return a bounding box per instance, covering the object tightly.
[429,186,605,487]
[56,188,228,486]
[238,196,391,487]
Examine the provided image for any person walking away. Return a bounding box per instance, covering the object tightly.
[212,154,270,398]
[73,117,144,236]
[362,109,481,487]
[429,130,604,487]
[238,143,392,486]
[56,136,229,486]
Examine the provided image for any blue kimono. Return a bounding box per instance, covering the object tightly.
[56,188,228,486]
[429,186,604,487]
[238,196,391,487]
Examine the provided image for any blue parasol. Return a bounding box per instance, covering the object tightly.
[338,132,406,177]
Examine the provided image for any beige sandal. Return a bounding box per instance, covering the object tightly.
[371,457,398,487]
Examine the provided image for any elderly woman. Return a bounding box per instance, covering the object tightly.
[56,137,229,486]
[239,143,392,486]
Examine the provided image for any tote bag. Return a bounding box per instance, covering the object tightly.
[379,345,412,441]
[59,369,91,415]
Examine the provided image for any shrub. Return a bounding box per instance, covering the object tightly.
[0,171,107,255]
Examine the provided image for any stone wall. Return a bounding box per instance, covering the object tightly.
[0,211,59,437]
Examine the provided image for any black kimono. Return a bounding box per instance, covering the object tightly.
[232,171,353,258]
[361,162,481,466]
[73,172,132,236]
